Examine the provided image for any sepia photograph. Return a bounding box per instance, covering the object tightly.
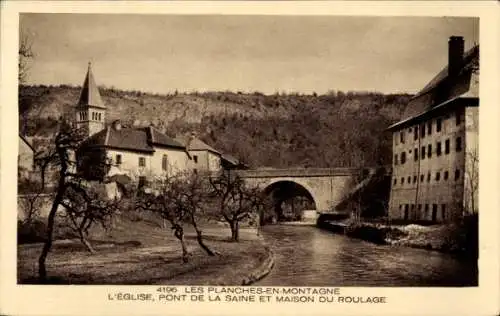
[14,12,482,288]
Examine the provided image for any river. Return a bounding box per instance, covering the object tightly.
[255,225,477,286]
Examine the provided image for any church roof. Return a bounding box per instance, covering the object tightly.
[77,62,105,109]
[81,126,185,153]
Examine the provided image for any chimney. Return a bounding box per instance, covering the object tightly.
[448,36,464,76]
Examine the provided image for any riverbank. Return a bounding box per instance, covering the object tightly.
[18,217,273,285]
[318,215,478,258]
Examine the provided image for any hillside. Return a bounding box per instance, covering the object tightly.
[19,85,412,168]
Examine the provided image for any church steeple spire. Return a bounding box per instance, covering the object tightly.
[78,61,105,109]
[75,62,106,137]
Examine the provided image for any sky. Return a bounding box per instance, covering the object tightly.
[20,14,479,95]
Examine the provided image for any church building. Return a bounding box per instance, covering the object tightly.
[75,63,192,184]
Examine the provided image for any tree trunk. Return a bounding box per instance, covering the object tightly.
[78,230,95,254]
[41,167,46,190]
[230,220,239,242]
[190,214,215,255]
[173,226,189,263]
[38,185,64,282]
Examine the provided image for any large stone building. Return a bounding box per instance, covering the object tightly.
[387,36,479,223]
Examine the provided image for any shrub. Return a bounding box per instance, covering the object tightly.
[18,219,47,244]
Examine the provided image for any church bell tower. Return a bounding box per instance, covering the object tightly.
[75,62,106,137]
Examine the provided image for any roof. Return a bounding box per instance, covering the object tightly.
[19,134,35,152]
[387,95,478,130]
[77,62,105,109]
[389,44,479,131]
[414,45,479,99]
[175,135,221,155]
[81,126,185,153]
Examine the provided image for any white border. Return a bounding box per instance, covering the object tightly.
[1,2,499,316]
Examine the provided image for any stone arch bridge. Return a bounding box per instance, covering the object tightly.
[233,167,385,214]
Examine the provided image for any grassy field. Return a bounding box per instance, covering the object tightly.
[18,216,271,285]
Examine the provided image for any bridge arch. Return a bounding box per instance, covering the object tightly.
[261,179,317,222]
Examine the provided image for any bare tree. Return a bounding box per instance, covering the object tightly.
[19,28,34,84]
[59,181,122,253]
[135,175,191,262]
[209,172,266,242]
[36,120,110,282]
[464,149,479,214]
[178,171,216,256]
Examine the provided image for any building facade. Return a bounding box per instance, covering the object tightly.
[175,134,222,173]
[387,36,479,223]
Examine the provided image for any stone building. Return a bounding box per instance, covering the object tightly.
[387,36,479,223]
[75,63,192,183]
[175,134,222,173]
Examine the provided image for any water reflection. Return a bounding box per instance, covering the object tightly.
[256,225,477,287]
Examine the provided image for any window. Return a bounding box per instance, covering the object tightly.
[424,204,429,219]
[414,126,418,140]
[441,204,446,221]
[404,204,409,220]
[421,146,426,160]
[456,111,462,125]
[400,152,406,164]
[193,155,198,164]
[436,118,442,132]
[456,137,462,152]
[394,154,398,165]
[427,144,432,158]
[455,169,461,180]
[420,123,426,138]
[407,176,411,183]
[427,121,432,135]
[420,174,424,182]
[427,172,431,182]
[400,131,405,144]
[445,139,450,154]
[414,149,418,161]
[432,204,438,221]
[413,175,417,183]
[435,172,441,181]
[162,154,168,171]
[401,177,405,184]
[116,154,122,165]
[193,168,198,174]
[139,157,146,167]
[436,142,442,156]
[393,178,397,185]
[98,113,101,121]
[444,170,449,180]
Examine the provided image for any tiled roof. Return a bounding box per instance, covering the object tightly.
[175,135,220,154]
[81,126,184,153]
[389,44,479,131]
[414,45,479,99]
[149,127,185,149]
[77,62,105,109]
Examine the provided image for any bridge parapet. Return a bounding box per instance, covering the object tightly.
[234,167,361,178]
